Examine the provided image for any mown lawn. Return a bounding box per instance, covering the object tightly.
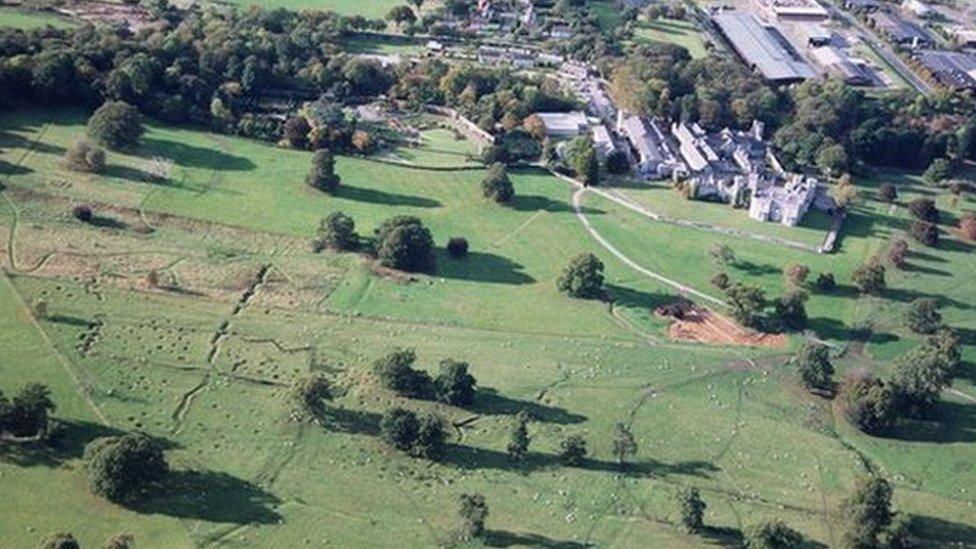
[0,6,75,30]
[632,18,708,59]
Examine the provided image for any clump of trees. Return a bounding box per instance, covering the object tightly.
[458,493,489,541]
[904,298,942,334]
[678,487,706,534]
[852,258,885,295]
[743,520,805,549]
[372,349,477,406]
[84,431,169,503]
[289,374,331,421]
[315,211,358,252]
[556,253,604,299]
[793,342,834,393]
[63,138,106,173]
[0,383,56,439]
[838,371,896,434]
[506,411,531,463]
[558,434,588,466]
[379,407,445,459]
[434,359,477,407]
[87,101,143,150]
[306,149,341,192]
[840,476,906,549]
[725,283,766,328]
[374,216,436,273]
[481,162,514,203]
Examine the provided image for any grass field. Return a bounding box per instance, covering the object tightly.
[632,18,708,59]
[210,0,411,18]
[1,108,975,547]
[0,6,76,30]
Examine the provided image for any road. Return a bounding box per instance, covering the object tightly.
[826,1,934,96]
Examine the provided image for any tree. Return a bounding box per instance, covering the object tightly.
[558,434,588,466]
[816,143,848,176]
[794,342,834,392]
[888,239,909,269]
[783,263,809,287]
[612,423,637,464]
[711,272,730,290]
[315,211,357,251]
[709,243,735,266]
[458,493,488,540]
[910,221,938,247]
[905,298,941,334]
[605,150,630,174]
[4,383,56,437]
[387,5,417,28]
[351,130,374,154]
[375,216,435,273]
[413,412,445,459]
[833,179,859,209]
[922,157,952,186]
[104,533,135,549]
[481,162,514,203]
[434,359,477,406]
[573,141,600,186]
[838,372,895,434]
[282,116,311,148]
[959,212,976,241]
[877,183,897,203]
[73,205,94,223]
[852,259,885,295]
[63,138,106,173]
[907,198,939,223]
[775,290,808,331]
[678,487,706,533]
[891,339,956,418]
[556,253,605,299]
[372,349,430,398]
[84,431,168,503]
[744,520,804,549]
[816,272,836,292]
[841,476,893,549]
[40,533,80,549]
[306,149,341,192]
[380,407,419,451]
[506,411,530,462]
[446,237,468,258]
[87,101,143,150]
[725,283,766,328]
[290,374,331,419]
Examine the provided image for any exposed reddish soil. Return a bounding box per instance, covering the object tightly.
[660,304,788,348]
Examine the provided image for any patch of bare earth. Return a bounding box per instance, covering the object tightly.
[660,304,788,348]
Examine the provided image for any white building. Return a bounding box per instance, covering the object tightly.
[617,111,683,178]
[591,125,617,160]
[902,0,934,18]
[536,111,589,138]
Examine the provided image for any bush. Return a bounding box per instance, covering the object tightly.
[794,342,834,392]
[605,150,630,174]
[481,162,514,203]
[907,198,938,223]
[678,487,706,533]
[710,272,730,290]
[458,493,489,540]
[63,138,106,173]
[290,374,331,419]
[852,259,885,294]
[888,239,908,269]
[922,157,952,186]
[87,101,143,150]
[379,408,444,459]
[877,183,897,203]
[959,212,976,241]
[558,434,588,465]
[315,211,358,251]
[556,253,605,299]
[744,520,804,548]
[816,272,836,291]
[40,533,80,549]
[480,144,509,164]
[783,263,809,287]
[910,220,938,247]
[375,216,436,273]
[434,359,477,406]
[372,348,430,398]
[446,237,469,258]
[73,205,94,223]
[282,115,311,148]
[904,298,941,334]
[838,372,895,433]
[725,283,766,328]
[306,149,341,192]
[84,431,168,503]
[774,290,808,331]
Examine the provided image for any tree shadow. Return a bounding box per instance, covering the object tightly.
[731,260,780,276]
[47,314,97,328]
[936,237,974,254]
[881,400,976,443]
[907,250,948,264]
[87,214,128,231]
[320,406,382,436]
[698,525,745,547]
[102,163,171,186]
[333,184,441,208]
[469,387,586,425]
[509,194,604,215]
[605,283,673,310]
[137,138,256,172]
[0,419,126,468]
[435,250,534,285]
[485,530,593,548]
[807,317,899,346]
[900,262,951,277]
[0,159,32,176]
[133,469,281,525]
[910,515,976,546]
[882,287,972,310]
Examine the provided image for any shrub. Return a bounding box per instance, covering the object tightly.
[709,243,735,265]
[434,359,477,406]
[877,183,897,203]
[910,220,938,247]
[783,263,809,287]
[372,348,430,398]
[816,272,836,291]
[888,239,908,269]
[744,520,804,549]
[556,253,605,299]
[907,198,938,223]
[959,212,976,241]
[104,533,135,549]
[481,162,514,203]
[558,434,588,466]
[375,217,436,273]
[315,211,358,251]
[87,101,143,150]
[282,116,311,148]
[852,259,885,294]
[794,342,834,392]
[774,290,808,331]
[838,372,895,433]
[480,144,509,164]
[904,298,941,334]
[40,533,80,549]
[678,487,706,533]
[710,272,730,290]
[458,493,489,540]
[725,283,766,328]
[446,237,469,258]
[306,149,341,192]
[290,374,331,419]
[84,431,168,503]
[380,407,419,451]
[63,138,106,173]
[73,205,94,223]
[922,157,952,186]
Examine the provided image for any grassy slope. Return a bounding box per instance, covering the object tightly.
[0,7,75,30]
[211,0,406,18]
[632,18,708,59]
[1,108,975,546]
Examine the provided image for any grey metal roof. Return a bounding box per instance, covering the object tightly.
[712,12,816,82]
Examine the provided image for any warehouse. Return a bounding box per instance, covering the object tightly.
[712,12,816,83]
[917,50,976,90]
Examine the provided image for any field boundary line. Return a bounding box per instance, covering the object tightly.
[1,270,110,426]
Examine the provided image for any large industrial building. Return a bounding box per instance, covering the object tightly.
[917,50,976,90]
[712,12,816,84]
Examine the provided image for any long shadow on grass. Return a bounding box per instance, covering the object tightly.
[333,184,441,208]
[102,163,171,186]
[440,445,719,478]
[698,526,746,548]
[436,251,534,285]
[134,469,281,525]
[509,194,604,215]
[485,530,593,548]
[606,284,673,310]
[0,419,127,468]
[806,317,898,346]
[137,138,256,172]
[470,388,586,425]
[320,406,382,436]
[881,400,976,444]
[0,159,32,176]
[910,515,976,546]
[882,287,973,310]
